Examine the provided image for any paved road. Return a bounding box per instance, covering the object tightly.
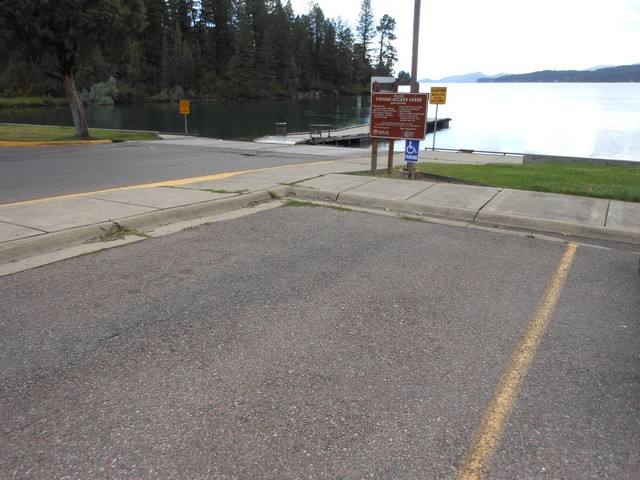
[0,141,365,204]
[1,206,638,478]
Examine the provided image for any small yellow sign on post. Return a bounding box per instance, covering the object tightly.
[179,100,190,134]
[430,87,447,105]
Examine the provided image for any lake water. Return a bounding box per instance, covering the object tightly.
[422,83,640,161]
[1,83,639,161]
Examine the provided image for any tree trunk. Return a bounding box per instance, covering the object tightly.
[62,71,89,138]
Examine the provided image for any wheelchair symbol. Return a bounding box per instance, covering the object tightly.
[405,143,418,155]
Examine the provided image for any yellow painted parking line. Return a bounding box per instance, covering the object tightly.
[0,171,254,207]
[456,242,579,480]
[0,158,342,207]
[0,140,112,147]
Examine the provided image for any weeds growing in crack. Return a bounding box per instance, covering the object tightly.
[399,214,426,222]
[284,199,351,211]
[99,222,149,242]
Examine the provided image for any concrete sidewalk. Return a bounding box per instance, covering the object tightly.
[1,142,639,276]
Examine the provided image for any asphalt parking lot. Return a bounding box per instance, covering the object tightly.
[1,205,638,478]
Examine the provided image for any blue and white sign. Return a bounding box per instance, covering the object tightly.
[405,140,420,163]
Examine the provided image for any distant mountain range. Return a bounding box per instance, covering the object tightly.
[419,72,503,83]
[420,64,640,83]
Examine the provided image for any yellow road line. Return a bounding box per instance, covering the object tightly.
[0,140,112,147]
[1,171,254,207]
[0,158,345,207]
[456,242,579,480]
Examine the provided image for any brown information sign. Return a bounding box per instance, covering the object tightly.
[370,93,429,140]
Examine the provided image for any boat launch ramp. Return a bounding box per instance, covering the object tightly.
[254,117,451,147]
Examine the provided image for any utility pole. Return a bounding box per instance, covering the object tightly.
[411,0,421,90]
[408,0,422,179]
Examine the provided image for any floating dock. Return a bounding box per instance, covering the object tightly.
[254,118,451,147]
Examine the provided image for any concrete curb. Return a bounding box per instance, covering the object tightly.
[0,189,284,265]
[289,187,640,245]
[475,210,640,244]
[2,181,639,272]
[117,189,281,233]
[0,221,116,264]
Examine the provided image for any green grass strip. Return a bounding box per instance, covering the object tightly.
[0,124,159,142]
[415,162,640,203]
[0,96,67,108]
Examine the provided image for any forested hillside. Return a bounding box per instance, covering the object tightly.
[0,0,401,103]
[477,64,640,83]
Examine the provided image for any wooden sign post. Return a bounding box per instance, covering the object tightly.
[387,82,398,175]
[371,82,380,176]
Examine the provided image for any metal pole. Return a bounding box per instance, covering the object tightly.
[432,104,439,150]
[184,114,188,135]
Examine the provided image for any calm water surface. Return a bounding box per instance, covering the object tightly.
[425,83,640,161]
[1,83,638,161]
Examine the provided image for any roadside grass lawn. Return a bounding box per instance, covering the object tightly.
[411,162,640,203]
[0,96,67,108]
[0,124,159,142]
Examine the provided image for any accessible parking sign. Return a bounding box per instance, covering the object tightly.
[405,140,420,163]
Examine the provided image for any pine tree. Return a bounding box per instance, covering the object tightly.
[397,71,411,85]
[245,0,271,96]
[376,14,398,76]
[269,0,297,95]
[200,0,235,77]
[141,0,168,92]
[292,13,315,90]
[0,0,145,137]
[335,20,356,88]
[227,5,257,98]
[167,0,194,38]
[356,0,376,66]
[319,21,339,88]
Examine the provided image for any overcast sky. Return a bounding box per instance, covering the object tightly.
[288,0,640,80]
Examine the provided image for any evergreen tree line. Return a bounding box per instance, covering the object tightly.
[0,0,402,103]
